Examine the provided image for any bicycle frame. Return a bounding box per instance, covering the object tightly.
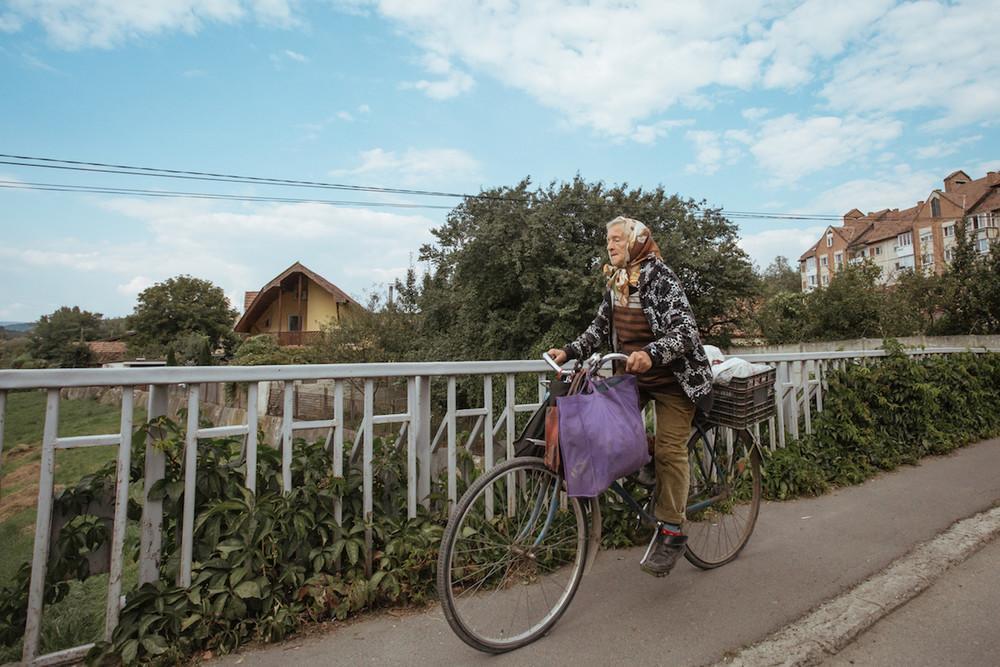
[529,352,756,571]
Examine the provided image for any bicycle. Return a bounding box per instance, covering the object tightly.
[436,352,766,653]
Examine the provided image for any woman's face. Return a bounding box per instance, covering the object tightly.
[607,224,629,267]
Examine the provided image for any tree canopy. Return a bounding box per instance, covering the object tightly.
[128,275,238,356]
[409,176,757,360]
[753,221,1000,345]
[28,306,105,367]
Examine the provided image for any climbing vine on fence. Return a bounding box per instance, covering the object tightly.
[2,347,999,664]
[762,346,1000,499]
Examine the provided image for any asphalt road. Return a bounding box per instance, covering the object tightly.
[209,438,1000,667]
[823,536,1000,667]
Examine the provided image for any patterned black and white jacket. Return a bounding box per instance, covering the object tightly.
[562,257,715,413]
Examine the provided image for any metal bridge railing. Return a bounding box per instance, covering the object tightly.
[0,347,995,665]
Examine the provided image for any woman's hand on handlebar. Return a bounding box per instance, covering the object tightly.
[546,348,568,366]
[625,351,652,374]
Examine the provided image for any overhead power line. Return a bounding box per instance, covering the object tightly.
[0,180,455,210]
[0,180,845,221]
[0,152,847,221]
[0,153,516,201]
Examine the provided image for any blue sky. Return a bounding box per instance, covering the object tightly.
[1,0,998,322]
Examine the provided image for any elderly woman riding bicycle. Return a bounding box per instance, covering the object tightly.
[547,215,715,577]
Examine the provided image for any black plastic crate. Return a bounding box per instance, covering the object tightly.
[706,367,776,429]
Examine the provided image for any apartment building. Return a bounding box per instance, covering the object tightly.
[799,169,1000,291]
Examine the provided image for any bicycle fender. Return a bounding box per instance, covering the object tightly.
[584,497,602,574]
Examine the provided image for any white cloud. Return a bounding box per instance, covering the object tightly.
[972,161,1000,177]
[358,104,371,114]
[117,275,153,295]
[0,173,27,186]
[331,147,481,186]
[749,114,903,184]
[821,0,1000,129]
[0,12,23,32]
[685,131,729,175]
[2,0,297,49]
[0,197,440,318]
[915,135,983,160]
[271,48,310,67]
[741,107,770,121]
[336,110,353,121]
[350,1,920,140]
[738,225,828,269]
[402,53,474,100]
[803,166,941,216]
[630,119,693,145]
[684,129,749,175]
[21,52,60,72]
[0,302,28,320]
[755,0,893,88]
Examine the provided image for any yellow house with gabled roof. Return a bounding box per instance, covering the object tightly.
[234,262,363,345]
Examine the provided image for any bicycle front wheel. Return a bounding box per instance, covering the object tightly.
[684,425,761,569]
[437,457,588,653]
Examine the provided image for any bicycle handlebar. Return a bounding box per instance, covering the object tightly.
[541,351,630,375]
[541,352,563,373]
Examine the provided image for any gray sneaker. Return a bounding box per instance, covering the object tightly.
[639,525,687,577]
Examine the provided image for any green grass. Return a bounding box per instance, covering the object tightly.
[0,532,141,664]
[1,391,146,660]
[1,390,146,586]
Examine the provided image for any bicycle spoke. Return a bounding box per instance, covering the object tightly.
[439,458,587,652]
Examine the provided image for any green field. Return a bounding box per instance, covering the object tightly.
[0,390,147,660]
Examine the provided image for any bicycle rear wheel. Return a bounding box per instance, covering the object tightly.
[437,457,588,653]
[684,425,761,569]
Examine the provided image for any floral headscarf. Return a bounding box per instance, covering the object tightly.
[602,216,662,306]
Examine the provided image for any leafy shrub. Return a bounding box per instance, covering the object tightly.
[762,346,1000,499]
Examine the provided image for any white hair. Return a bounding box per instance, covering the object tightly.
[606,216,649,242]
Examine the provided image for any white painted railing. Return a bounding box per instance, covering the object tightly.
[0,347,996,665]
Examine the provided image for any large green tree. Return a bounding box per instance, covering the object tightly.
[936,220,999,334]
[413,177,757,360]
[28,306,105,367]
[759,255,800,296]
[128,275,238,356]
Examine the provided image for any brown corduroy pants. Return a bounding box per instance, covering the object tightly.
[640,387,696,525]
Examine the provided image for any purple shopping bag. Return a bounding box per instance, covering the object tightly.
[556,374,650,497]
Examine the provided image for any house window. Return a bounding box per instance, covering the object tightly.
[943,224,955,238]
[977,238,990,254]
[922,254,933,267]
[945,248,955,262]
[808,275,817,286]
[821,275,829,286]
[826,232,833,247]
[897,232,912,246]
[834,252,843,269]
[820,256,828,267]
[874,246,882,256]
[288,315,301,331]
[931,198,941,217]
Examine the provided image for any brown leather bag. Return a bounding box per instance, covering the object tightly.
[544,406,561,472]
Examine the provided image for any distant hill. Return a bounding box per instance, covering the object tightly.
[0,322,34,333]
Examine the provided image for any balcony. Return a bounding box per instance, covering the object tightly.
[260,331,323,346]
[894,244,914,258]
